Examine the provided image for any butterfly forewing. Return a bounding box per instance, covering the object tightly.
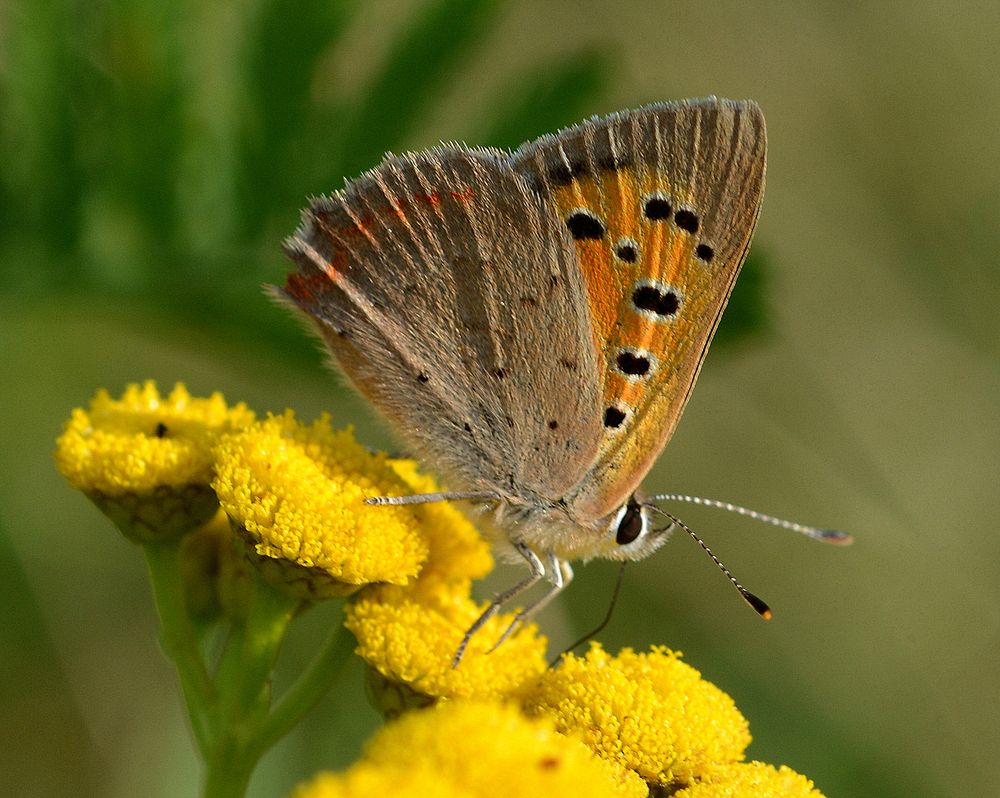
[279,147,604,501]
[511,98,767,519]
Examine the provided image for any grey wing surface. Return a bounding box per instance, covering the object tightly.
[278,147,604,502]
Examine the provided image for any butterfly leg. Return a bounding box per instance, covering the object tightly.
[488,556,574,653]
[452,542,546,668]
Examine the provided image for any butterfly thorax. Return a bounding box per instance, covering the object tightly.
[483,491,669,564]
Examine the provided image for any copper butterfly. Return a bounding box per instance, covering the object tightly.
[276,97,849,662]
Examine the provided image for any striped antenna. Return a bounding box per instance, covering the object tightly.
[647,494,853,545]
[647,504,772,620]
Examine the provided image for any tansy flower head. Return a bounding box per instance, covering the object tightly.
[212,411,437,599]
[672,762,827,798]
[55,381,254,542]
[388,458,493,588]
[292,700,647,798]
[346,581,548,710]
[523,643,751,789]
[291,765,463,798]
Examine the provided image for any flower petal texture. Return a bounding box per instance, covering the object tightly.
[56,381,254,495]
[291,765,468,798]
[672,762,827,798]
[293,700,646,798]
[347,581,548,704]
[387,458,493,587]
[523,644,751,786]
[212,411,444,593]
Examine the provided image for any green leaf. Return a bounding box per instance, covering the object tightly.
[332,0,502,182]
[236,0,361,236]
[477,49,610,150]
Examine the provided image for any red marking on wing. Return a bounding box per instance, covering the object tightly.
[317,213,368,243]
[286,184,478,304]
[414,189,443,206]
[285,245,348,303]
[382,188,449,220]
[285,271,329,303]
[303,186,476,258]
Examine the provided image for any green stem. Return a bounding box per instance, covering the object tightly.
[147,541,349,798]
[143,541,215,753]
[248,620,355,761]
[202,579,299,798]
[215,580,299,725]
[201,749,255,798]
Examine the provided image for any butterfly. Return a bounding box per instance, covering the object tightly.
[276,97,847,663]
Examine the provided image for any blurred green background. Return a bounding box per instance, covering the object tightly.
[3,1,998,796]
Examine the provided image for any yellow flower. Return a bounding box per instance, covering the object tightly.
[212,411,434,599]
[388,458,493,588]
[55,381,254,542]
[292,701,647,798]
[346,581,548,708]
[523,644,751,788]
[673,762,827,798]
[291,765,465,798]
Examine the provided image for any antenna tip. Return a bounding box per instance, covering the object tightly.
[743,590,773,620]
[818,528,854,545]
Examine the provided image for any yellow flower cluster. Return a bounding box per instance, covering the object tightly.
[524,644,751,785]
[56,381,254,495]
[344,459,548,706]
[56,382,829,798]
[673,762,826,797]
[386,459,493,588]
[54,383,485,594]
[296,643,826,798]
[292,700,648,798]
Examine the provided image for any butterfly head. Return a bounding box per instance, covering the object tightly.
[601,493,673,562]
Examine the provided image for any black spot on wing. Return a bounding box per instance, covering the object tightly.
[615,241,638,263]
[604,406,626,428]
[643,196,672,220]
[616,351,651,377]
[566,211,605,240]
[674,209,699,233]
[633,285,680,317]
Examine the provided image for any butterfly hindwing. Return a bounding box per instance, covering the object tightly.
[511,98,767,519]
[279,147,604,501]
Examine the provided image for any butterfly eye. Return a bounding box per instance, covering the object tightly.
[615,499,645,545]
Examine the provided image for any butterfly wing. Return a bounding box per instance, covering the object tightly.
[511,98,767,520]
[278,147,604,502]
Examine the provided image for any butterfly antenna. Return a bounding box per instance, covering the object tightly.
[647,505,772,620]
[550,562,627,669]
[647,493,853,545]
